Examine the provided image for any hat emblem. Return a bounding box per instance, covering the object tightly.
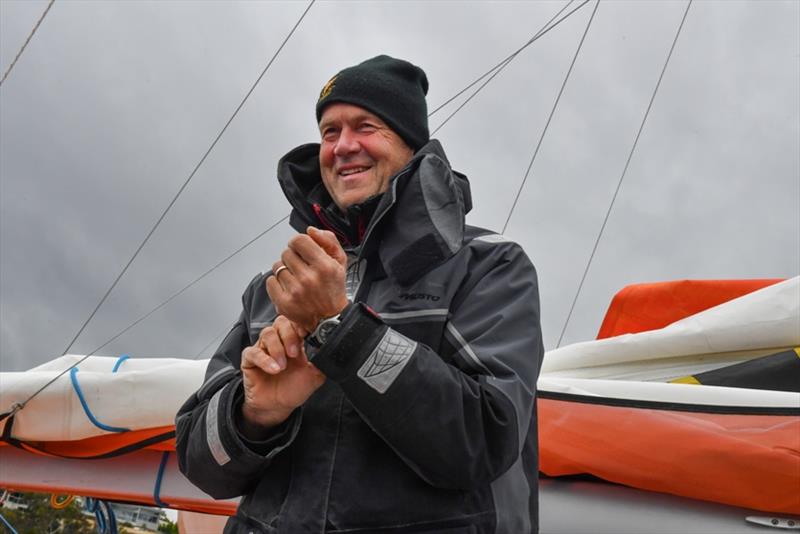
[319,75,337,101]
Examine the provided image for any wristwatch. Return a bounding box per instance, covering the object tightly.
[304,304,351,357]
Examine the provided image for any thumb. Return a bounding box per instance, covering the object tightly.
[308,226,347,265]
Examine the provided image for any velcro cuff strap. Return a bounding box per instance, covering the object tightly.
[311,302,387,382]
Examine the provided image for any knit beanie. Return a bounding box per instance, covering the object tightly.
[315,55,430,150]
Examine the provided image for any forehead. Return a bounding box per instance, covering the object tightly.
[318,103,385,129]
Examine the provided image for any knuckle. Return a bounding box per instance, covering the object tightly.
[288,286,303,301]
[321,262,335,275]
[241,346,257,366]
[296,270,313,287]
[259,324,275,337]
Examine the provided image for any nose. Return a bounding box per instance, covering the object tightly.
[333,126,359,157]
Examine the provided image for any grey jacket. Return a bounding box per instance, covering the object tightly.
[175,140,544,533]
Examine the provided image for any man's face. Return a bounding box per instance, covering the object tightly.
[319,103,414,211]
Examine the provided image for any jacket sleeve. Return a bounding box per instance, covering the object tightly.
[311,238,543,490]
[174,278,301,499]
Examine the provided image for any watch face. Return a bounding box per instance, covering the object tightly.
[306,316,341,351]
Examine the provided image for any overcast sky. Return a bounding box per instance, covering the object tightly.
[1,0,798,373]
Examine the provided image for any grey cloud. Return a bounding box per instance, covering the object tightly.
[1,0,797,371]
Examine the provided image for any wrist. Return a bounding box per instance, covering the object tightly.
[240,401,292,435]
[307,298,351,333]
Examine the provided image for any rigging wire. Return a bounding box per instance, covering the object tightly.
[0,0,55,87]
[428,0,575,118]
[59,0,315,359]
[83,215,290,358]
[430,0,590,136]
[556,0,693,348]
[195,322,236,359]
[1,1,316,420]
[502,0,599,235]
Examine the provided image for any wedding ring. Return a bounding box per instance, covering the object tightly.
[274,265,289,278]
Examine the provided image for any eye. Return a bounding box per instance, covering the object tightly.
[358,122,378,133]
[321,127,339,142]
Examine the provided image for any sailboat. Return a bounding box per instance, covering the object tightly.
[2,276,798,532]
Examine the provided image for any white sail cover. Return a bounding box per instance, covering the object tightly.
[1,277,798,442]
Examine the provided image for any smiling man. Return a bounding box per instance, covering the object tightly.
[176,56,544,534]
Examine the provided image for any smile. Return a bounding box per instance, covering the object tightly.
[339,166,371,177]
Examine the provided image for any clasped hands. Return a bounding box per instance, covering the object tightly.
[240,227,349,433]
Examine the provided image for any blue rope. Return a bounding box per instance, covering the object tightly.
[111,354,130,373]
[100,500,118,534]
[69,368,129,433]
[85,498,105,533]
[84,497,118,534]
[153,451,170,508]
[0,512,19,534]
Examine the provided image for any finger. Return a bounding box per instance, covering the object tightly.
[260,327,287,370]
[296,343,312,366]
[266,274,285,305]
[268,259,290,280]
[241,346,260,369]
[287,233,333,267]
[308,227,348,266]
[241,345,282,374]
[274,316,302,358]
[291,320,309,338]
[281,248,309,282]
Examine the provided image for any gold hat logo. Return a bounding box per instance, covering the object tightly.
[319,75,337,101]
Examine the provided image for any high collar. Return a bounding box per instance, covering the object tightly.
[276,139,473,285]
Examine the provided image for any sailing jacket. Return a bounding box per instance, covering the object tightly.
[175,140,544,534]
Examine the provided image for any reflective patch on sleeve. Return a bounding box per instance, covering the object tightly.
[205,388,231,466]
[357,329,417,394]
[378,308,449,321]
[445,322,494,377]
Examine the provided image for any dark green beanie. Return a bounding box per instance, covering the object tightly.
[315,55,430,150]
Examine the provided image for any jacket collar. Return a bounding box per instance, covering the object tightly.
[276,140,472,286]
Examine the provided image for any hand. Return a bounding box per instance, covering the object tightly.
[266,227,349,332]
[240,316,325,434]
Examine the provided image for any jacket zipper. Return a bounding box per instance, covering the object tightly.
[355,165,414,261]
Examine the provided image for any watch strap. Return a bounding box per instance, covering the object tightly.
[309,302,387,382]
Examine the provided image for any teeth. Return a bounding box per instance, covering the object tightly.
[340,167,368,176]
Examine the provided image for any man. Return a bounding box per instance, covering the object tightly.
[176,55,544,534]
